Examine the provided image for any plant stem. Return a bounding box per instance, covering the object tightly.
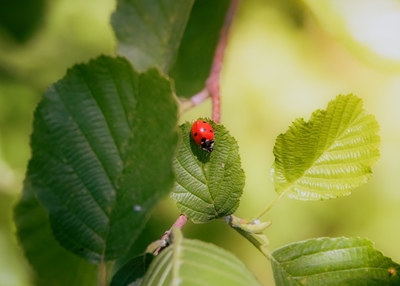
[250,191,287,222]
[207,0,240,123]
[154,214,188,255]
[97,260,107,286]
[227,215,271,259]
[181,0,240,118]
[233,227,271,259]
[180,88,210,114]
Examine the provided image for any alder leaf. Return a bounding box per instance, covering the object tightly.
[171,120,244,223]
[0,0,45,42]
[14,179,97,286]
[272,94,380,200]
[22,56,178,263]
[271,237,400,285]
[141,228,261,286]
[111,0,194,72]
[169,0,230,98]
[110,253,154,286]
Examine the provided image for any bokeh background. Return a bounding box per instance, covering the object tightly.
[1,0,400,285]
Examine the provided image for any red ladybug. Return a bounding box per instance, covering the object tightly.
[191,120,215,152]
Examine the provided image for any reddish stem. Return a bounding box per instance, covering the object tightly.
[180,87,210,114]
[154,214,188,255]
[157,1,239,255]
[207,0,240,123]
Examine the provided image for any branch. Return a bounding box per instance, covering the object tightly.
[180,88,210,114]
[158,0,240,255]
[182,0,240,122]
[207,0,240,123]
[153,214,188,255]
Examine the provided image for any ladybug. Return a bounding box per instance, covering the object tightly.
[191,120,215,152]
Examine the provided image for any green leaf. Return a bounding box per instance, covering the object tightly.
[0,0,45,43]
[168,0,230,98]
[111,0,194,72]
[272,94,380,200]
[271,237,400,286]
[110,253,154,286]
[171,120,244,223]
[14,179,97,286]
[141,228,262,286]
[26,56,178,263]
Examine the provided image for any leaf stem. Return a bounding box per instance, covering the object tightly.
[97,259,107,286]
[250,191,287,222]
[233,227,271,259]
[227,215,271,259]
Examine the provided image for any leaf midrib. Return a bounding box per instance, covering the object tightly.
[277,103,365,196]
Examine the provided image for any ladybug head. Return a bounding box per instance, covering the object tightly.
[200,138,214,152]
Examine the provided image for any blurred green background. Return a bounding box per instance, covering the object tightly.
[1,0,400,285]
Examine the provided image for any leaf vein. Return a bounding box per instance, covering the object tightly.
[53,86,112,219]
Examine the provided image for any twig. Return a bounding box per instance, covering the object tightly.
[207,0,240,123]
[181,0,240,120]
[156,0,240,255]
[180,88,210,114]
[153,214,188,255]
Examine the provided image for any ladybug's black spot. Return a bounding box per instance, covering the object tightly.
[193,132,198,137]
[202,121,206,123]
[209,129,213,133]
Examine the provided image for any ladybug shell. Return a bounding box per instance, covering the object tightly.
[191,120,215,152]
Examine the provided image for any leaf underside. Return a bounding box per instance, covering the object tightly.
[141,228,261,286]
[22,55,178,263]
[0,0,45,43]
[272,94,380,200]
[110,0,231,99]
[14,179,97,286]
[171,120,245,223]
[271,237,400,286]
[111,0,194,73]
[110,253,154,286]
[169,0,230,98]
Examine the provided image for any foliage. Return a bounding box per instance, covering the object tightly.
[14,179,97,286]
[0,0,46,43]
[272,94,380,200]
[3,1,399,286]
[16,55,178,264]
[271,237,400,285]
[172,120,244,223]
[139,228,261,286]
